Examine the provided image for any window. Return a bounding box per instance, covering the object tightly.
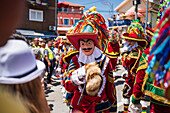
[58,8,62,12]
[29,9,43,22]
[74,19,79,25]
[63,19,69,25]
[64,8,68,12]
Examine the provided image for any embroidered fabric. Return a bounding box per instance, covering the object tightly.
[78,46,104,64]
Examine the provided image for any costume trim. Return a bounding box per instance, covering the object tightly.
[130,48,141,76]
[131,95,140,104]
[104,52,120,58]
[66,32,98,36]
[63,50,79,65]
[122,36,148,48]
[136,64,148,73]
[95,100,111,112]
[142,73,170,105]
[98,56,109,97]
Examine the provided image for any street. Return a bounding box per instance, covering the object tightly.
[45,64,126,113]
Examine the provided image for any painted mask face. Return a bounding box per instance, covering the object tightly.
[80,38,95,56]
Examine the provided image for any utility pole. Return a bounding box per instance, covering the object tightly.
[145,0,149,29]
[55,0,58,36]
[133,0,141,20]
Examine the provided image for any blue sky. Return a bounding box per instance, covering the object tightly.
[59,0,124,25]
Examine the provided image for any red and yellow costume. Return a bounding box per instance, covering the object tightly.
[65,52,117,113]
[122,47,143,98]
[63,7,117,113]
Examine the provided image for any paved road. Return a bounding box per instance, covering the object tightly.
[45,65,127,113]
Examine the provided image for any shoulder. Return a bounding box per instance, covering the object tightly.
[63,50,79,65]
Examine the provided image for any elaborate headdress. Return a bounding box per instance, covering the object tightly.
[67,6,110,51]
[122,21,147,48]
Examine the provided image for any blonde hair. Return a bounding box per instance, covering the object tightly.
[0,76,50,113]
[0,87,29,113]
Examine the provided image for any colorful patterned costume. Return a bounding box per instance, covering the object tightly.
[65,53,117,113]
[141,8,170,113]
[64,7,117,113]
[121,21,147,113]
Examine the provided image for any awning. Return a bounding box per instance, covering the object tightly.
[57,27,71,31]
[16,29,57,39]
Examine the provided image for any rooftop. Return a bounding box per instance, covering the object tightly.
[58,1,85,8]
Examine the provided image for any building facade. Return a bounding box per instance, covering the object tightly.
[17,0,57,39]
[57,1,85,36]
[108,0,159,33]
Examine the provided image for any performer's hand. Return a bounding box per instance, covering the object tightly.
[130,103,142,113]
[57,67,62,74]
[71,66,86,85]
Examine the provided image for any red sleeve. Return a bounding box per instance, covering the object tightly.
[64,56,79,92]
[133,69,145,98]
[105,61,117,105]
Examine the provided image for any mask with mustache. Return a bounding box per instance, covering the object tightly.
[82,48,92,51]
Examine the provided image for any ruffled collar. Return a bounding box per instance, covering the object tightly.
[78,46,105,64]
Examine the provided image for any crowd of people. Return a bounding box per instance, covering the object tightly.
[0,0,170,113]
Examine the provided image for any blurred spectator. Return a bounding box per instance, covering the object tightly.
[0,40,50,113]
[44,41,56,85]
[32,38,40,48]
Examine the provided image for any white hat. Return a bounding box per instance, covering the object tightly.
[0,40,45,84]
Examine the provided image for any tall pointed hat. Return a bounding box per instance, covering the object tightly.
[66,6,110,51]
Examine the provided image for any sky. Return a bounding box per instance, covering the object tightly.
[58,0,124,25]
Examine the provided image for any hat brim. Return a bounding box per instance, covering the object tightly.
[67,32,99,50]
[0,60,45,84]
[122,33,148,48]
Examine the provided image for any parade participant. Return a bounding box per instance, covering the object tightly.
[44,41,55,85]
[121,21,147,113]
[0,39,50,113]
[0,0,24,47]
[104,27,120,70]
[130,27,154,113]
[131,8,170,113]
[32,38,40,48]
[64,7,117,113]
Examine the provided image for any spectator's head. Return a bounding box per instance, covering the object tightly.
[32,48,41,60]
[41,42,46,48]
[0,0,25,47]
[39,38,44,45]
[48,41,53,48]
[33,38,39,46]
[0,40,50,113]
